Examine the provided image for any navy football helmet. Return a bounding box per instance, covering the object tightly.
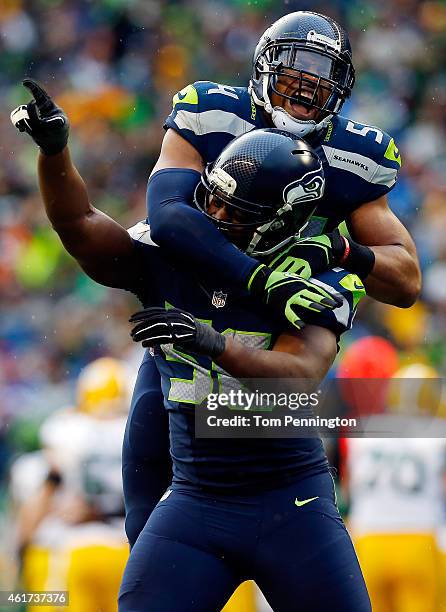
[249,11,355,137]
[194,128,325,257]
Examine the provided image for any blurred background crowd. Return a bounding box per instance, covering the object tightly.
[0,0,446,608]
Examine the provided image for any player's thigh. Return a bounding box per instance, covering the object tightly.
[254,472,371,612]
[21,545,51,592]
[119,532,238,612]
[22,546,60,612]
[395,577,437,612]
[122,352,171,547]
[438,543,446,612]
[119,490,240,612]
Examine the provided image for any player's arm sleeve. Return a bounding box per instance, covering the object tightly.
[146,168,259,286]
[301,269,366,338]
[125,220,254,305]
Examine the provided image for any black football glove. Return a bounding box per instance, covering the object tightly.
[130,307,226,358]
[248,265,342,331]
[10,78,69,155]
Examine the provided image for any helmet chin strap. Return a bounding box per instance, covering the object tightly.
[270,106,331,137]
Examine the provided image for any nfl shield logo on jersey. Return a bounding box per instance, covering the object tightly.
[211,291,227,308]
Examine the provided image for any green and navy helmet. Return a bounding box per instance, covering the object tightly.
[194,128,325,257]
[249,11,355,137]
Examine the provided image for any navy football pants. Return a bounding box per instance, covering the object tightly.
[119,471,371,612]
[122,352,171,548]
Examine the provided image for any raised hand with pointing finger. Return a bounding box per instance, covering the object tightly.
[10,79,69,156]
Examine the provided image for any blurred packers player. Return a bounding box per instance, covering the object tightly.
[340,346,446,612]
[10,357,131,612]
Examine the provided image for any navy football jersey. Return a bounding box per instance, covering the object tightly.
[165,81,402,236]
[126,222,365,492]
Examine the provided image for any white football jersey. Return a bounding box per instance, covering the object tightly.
[9,451,49,504]
[40,408,127,516]
[347,416,446,534]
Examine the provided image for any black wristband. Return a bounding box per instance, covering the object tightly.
[343,239,375,280]
[329,229,349,264]
[195,321,226,358]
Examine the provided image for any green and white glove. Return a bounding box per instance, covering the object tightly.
[269,229,375,281]
[269,231,346,278]
[248,265,342,331]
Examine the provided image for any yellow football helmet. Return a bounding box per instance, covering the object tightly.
[76,357,131,417]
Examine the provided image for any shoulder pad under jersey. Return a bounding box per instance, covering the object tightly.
[321,114,402,203]
[164,81,263,162]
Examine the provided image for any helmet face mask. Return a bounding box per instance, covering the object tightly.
[249,12,355,136]
[194,129,325,257]
[261,43,354,115]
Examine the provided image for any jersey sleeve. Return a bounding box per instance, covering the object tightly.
[302,268,366,338]
[164,82,204,154]
[323,117,402,205]
[163,81,256,162]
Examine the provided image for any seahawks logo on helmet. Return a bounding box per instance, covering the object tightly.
[284,169,325,205]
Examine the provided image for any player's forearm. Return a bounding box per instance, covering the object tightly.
[38,148,135,283]
[215,337,320,380]
[347,197,421,307]
[38,147,92,227]
[364,244,421,307]
[37,147,102,262]
[130,309,337,381]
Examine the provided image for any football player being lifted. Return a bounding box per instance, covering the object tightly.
[12,76,371,609]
